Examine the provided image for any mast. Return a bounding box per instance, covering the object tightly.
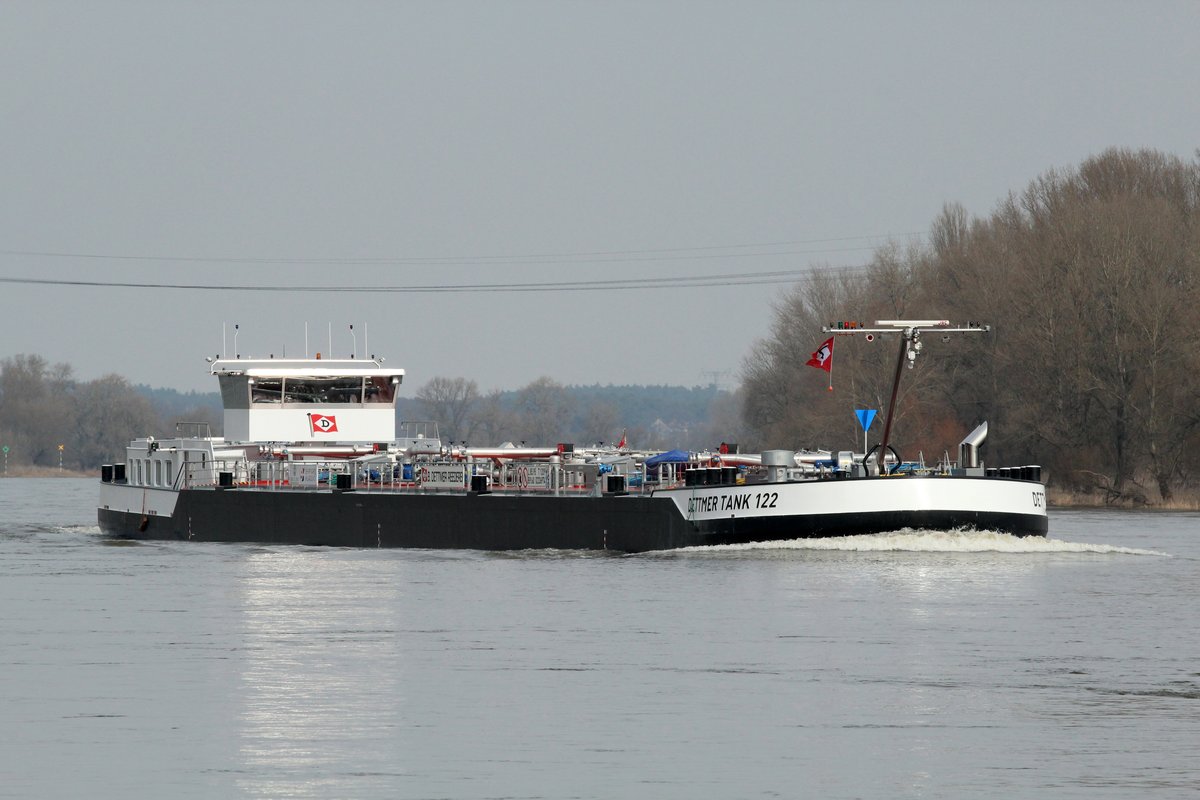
[877,331,910,474]
[822,320,990,475]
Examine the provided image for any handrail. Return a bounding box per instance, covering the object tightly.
[175,455,653,496]
[175,421,213,439]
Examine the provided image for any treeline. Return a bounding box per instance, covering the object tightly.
[135,384,223,425]
[0,354,734,470]
[0,355,221,471]
[742,148,1200,504]
[408,377,737,450]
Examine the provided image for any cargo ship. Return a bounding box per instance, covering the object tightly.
[97,321,1048,551]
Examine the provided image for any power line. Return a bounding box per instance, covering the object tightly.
[0,264,872,294]
[0,232,923,267]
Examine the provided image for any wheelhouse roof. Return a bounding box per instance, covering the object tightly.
[209,358,402,379]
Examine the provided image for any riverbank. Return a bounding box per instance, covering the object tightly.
[1047,485,1200,511]
[1,466,94,479]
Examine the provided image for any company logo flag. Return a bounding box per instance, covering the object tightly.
[309,413,339,434]
[617,429,627,449]
[806,336,835,391]
[806,337,834,372]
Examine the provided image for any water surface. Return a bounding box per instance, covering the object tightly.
[2,479,1197,798]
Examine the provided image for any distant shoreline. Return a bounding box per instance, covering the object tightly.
[1,467,94,479]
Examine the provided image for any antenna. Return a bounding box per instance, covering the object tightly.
[350,324,356,358]
[233,323,240,359]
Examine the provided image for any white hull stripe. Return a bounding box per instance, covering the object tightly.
[656,476,1046,522]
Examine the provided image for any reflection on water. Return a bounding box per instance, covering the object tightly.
[234,550,409,797]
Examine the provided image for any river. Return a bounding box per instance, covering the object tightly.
[1,478,1197,799]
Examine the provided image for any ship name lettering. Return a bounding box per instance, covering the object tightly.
[720,494,750,512]
[689,493,752,515]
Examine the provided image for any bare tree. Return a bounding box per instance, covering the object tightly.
[72,375,160,469]
[462,389,509,445]
[513,377,572,445]
[0,355,77,466]
[577,400,620,446]
[741,148,1200,503]
[913,149,1198,500]
[415,377,480,442]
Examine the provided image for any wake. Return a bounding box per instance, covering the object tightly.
[680,529,1170,556]
[54,524,103,535]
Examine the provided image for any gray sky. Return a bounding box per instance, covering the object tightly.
[2,1,1197,394]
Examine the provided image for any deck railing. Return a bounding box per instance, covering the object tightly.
[177,457,666,496]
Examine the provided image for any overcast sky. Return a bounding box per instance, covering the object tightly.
[2,1,1197,394]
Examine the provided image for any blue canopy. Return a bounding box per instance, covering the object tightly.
[644,449,691,467]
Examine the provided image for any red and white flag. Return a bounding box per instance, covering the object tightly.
[617,429,627,449]
[806,337,834,372]
[309,413,339,434]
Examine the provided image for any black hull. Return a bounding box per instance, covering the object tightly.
[98,487,1048,553]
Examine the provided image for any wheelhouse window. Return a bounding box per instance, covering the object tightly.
[283,377,364,404]
[249,377,376,405]
[365,376,396,404]
[250,378,284,404]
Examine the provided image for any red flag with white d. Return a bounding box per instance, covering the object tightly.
[309,413,339,434]
[806,337,834,372]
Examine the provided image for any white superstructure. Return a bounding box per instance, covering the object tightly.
[211,358,404,443]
